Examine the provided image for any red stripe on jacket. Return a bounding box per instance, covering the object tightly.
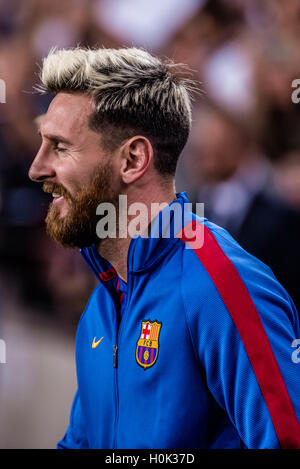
[177,219,300,449]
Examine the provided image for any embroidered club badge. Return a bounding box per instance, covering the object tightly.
[136,320,162,370]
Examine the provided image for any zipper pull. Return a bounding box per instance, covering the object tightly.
[113,344,118,368]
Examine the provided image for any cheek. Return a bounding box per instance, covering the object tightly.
[57,153,115,197]
[56,163,84,197]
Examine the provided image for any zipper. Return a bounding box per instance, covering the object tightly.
[113,344,118,368]
[113,341,119,449]
[112,239,135,449]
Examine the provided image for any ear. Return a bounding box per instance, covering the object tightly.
[120,136,154,184]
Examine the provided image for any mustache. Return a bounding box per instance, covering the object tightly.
[43,182,74,202]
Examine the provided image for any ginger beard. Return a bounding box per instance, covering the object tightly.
[44,163,118,248]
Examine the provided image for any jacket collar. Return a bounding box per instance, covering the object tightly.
[81,191,194,285]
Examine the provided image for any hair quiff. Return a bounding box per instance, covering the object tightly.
[37,47,198,175]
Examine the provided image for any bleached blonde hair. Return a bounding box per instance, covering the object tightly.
[38,47,197,174]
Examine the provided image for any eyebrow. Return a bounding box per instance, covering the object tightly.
[37,129,72,145]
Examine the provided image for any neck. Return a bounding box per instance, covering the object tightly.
[97,183,176,282]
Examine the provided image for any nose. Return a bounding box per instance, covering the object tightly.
[28,144,56,182]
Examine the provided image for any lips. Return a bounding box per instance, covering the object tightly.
[43,184,73,214]
[51,193,65,205]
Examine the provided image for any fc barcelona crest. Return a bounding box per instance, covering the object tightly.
[136,320,162,370]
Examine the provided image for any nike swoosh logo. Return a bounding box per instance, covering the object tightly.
[92,336,103,349]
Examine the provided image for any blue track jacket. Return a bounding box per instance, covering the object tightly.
[57,192,300,449]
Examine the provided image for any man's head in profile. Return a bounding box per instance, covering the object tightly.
[29,47,194,249]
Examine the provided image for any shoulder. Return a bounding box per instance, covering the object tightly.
[177,215,299,333]
[177,215,274,289]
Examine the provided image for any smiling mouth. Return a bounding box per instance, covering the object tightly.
[52,193,64,204]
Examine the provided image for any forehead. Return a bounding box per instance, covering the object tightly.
[40,92,95,139]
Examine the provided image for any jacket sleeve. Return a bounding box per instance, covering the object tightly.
[182,224,300,449]
[57,390,89,449]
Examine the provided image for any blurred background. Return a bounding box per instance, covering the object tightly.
[0,0,300,448]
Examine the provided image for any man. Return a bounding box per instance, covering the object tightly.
[29,47,300,449]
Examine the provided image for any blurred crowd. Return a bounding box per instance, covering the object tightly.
[1,0,300,326]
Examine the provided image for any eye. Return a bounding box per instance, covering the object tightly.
[54,144,66,153]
